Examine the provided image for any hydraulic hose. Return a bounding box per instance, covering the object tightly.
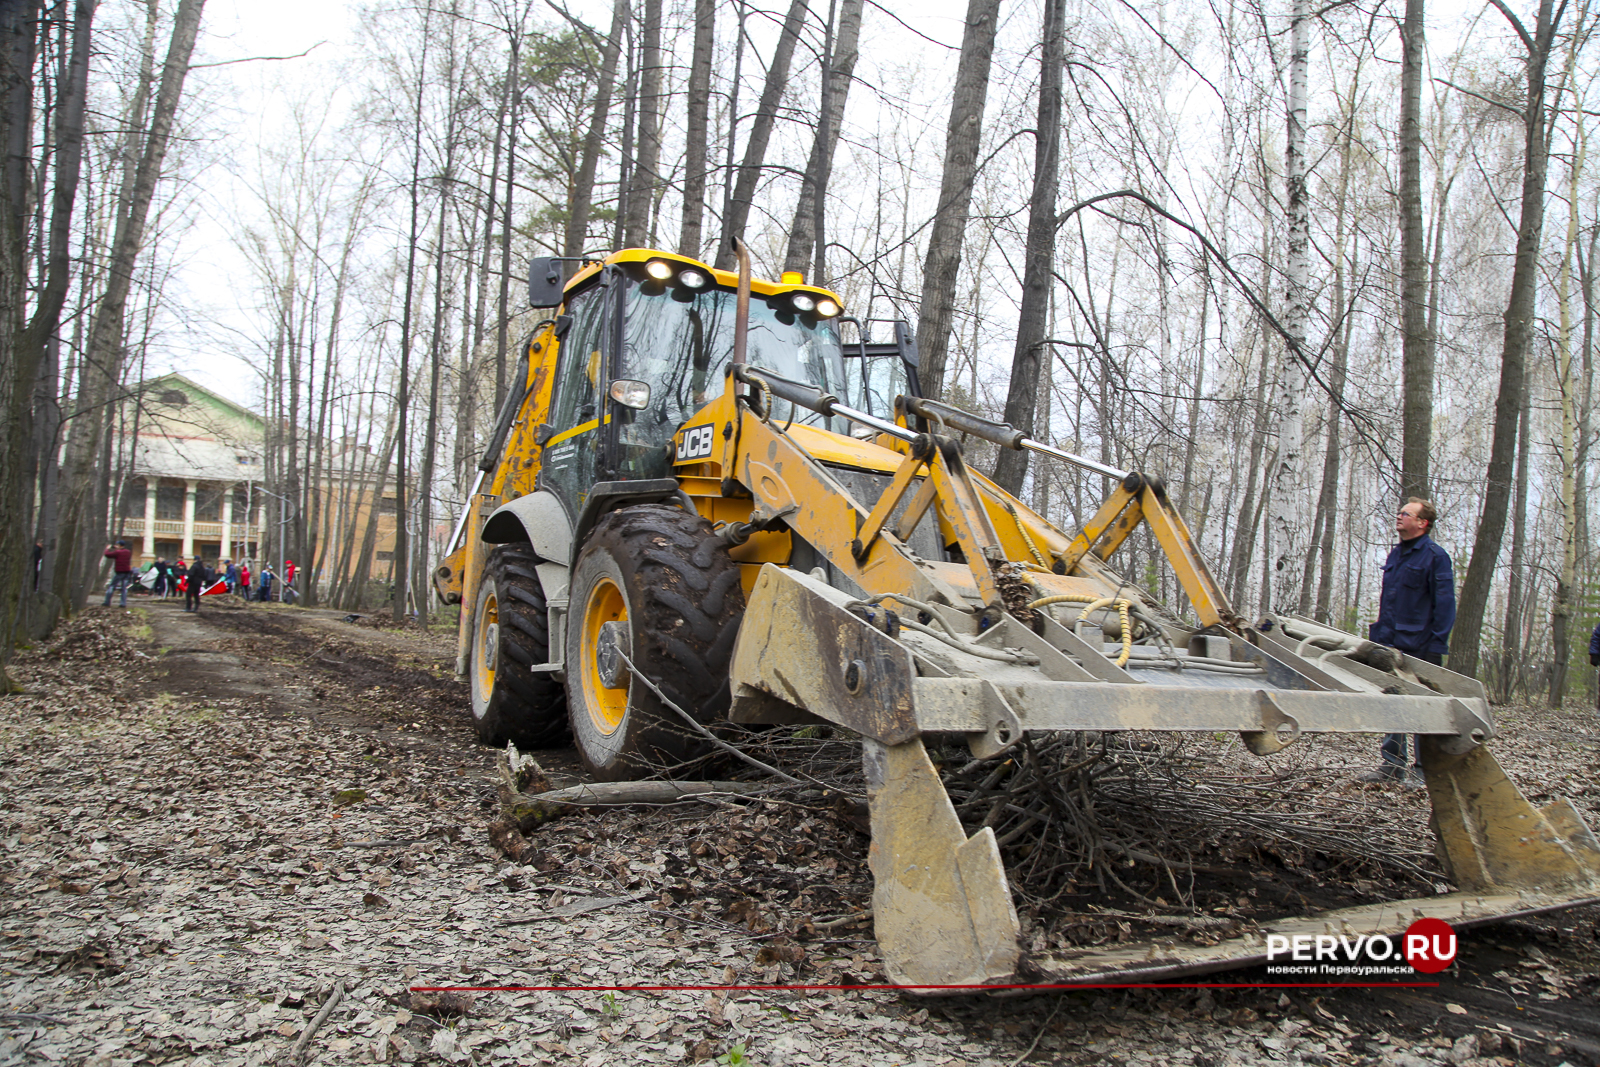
[1028,593,1133,667]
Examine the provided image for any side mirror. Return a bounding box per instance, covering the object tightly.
[528,257,564,308]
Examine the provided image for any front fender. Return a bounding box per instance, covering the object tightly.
[482,490,573,563]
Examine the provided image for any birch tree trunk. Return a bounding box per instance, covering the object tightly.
[1268,0,1310,612]
[1302,84,1356,618]
[991,0,1064,497]
[715,0,809,270]
[1575,213,1596,587]
[1452,0,1561,679]
[1549,109,1584,706]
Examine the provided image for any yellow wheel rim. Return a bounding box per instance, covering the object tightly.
[581,577,629,735]
[475,590,500,704]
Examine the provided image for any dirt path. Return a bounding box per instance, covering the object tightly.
[0,602,1596,1066]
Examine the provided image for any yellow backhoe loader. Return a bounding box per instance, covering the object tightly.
[438,243,1600,989]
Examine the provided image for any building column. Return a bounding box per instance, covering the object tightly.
[220,486,234,561]
[143,479,157,561]
[181,478,197,560]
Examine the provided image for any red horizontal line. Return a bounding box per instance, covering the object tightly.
[410,982,1439,993]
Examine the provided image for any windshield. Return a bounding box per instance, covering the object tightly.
[617,277,848,439]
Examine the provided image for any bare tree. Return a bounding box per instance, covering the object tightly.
[992,0,1065,496]
[913,0,999,402]
[55,0,205,606]
[621,0,661,246]
[782,0,863,279]
[1398,0,1431,500]
[1268,0,1311,610]
[4,0,94,641]
[677,0,714,258]
[565,0,626,258]
[715,0,809,270]
[1451,0,1566,679]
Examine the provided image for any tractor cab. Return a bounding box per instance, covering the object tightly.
[527,250,918,512]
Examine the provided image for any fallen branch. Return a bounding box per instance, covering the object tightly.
[508,780,784,829]
[286,979,344,1065]
[1062,908,1243,932]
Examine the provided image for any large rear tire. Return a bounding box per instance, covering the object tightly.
[565,504,745,780]
[469,544,568,747]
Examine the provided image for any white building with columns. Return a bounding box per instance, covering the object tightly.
[113,374,268,566]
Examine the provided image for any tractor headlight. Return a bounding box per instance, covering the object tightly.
[609,379,652,409]
[790,293,817,313]
[816,298,840,318]
[678,269,709,290]
[645,260,674,281]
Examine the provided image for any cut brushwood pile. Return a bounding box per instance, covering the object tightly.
[497,710,1588,954]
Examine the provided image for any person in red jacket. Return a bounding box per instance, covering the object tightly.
[102,540,135,608]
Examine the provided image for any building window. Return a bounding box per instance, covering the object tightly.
[119,480,147,518]
[194,485,222,522]
[379,496,397,514]
[233,487,250,519]
[155,484,185,521]
[159,389,187,406]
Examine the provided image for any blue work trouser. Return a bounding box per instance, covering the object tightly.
[103,572,135,608]
[1381,649,1444,765]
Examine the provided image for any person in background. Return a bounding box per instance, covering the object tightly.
[185,557,209,613]
[1588,619,1600,712]
[239,561,252,598]
[1359,498,1456,786]
[257,564,275,603]
[102,540,135,608]
[32,541,43,591]
[284,559,297,587]
[224,558,238,594]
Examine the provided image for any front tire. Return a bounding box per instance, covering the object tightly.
[566,504,745,780]
[470,544,568,747]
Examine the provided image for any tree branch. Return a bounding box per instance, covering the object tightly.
[1434,77,1524,118]
[188,44,324,70]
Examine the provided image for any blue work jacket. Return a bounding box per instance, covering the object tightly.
[1368,534,1455,655]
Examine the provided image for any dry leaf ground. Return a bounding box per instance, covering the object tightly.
[1,600,1597,1066]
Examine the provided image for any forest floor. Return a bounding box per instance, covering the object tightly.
[1,599,1598,1067]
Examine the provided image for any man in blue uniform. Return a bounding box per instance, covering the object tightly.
[1360,498,1455,784]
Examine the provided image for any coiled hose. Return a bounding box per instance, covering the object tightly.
[1028,593,1134,667]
